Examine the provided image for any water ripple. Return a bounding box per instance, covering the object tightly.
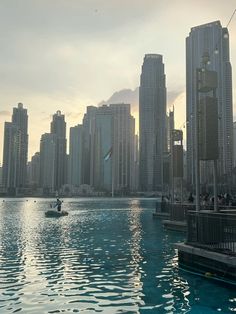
[0,198,235,313]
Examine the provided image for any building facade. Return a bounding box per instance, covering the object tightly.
[50,111,67,191]
[2,103,28,194]
[93,105,113,191]
[12,103,28,188]
[68,125,83,187]
[2,122,20,193]
[110,103,135,193]
[80,104,136,193]
[81,106,97,186]
[139,54,167,191]
[28,152,40,187]
[40,133,57,194]
[186,21,233,190]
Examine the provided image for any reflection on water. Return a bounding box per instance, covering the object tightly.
[0,198,235,313]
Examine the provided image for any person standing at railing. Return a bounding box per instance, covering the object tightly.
[188,192,194,203]
[224,193,231,206]
[203,193,209,207]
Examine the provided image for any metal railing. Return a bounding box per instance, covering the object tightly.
[187,211,236,254]
[170,203,195,221]
[156,201,171,213]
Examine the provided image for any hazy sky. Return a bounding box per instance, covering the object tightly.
[0,0,236,163]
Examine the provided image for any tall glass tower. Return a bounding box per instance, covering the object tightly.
[50,110,67,191]
[186,21,233,189]
[139,54,167,192]
[2,103,28,194]
[12,103,28,188]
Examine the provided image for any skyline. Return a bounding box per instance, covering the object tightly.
[0,1,236,162]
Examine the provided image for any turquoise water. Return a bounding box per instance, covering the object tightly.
[0,198,235,313]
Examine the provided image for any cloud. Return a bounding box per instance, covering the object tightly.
[99,87,184,114]
[99,87,139,114]
[0,0,235,162]
[167,91,183,108]
[0,110,10,117]
[65,112,83,119]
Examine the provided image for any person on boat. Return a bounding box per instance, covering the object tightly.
[55,198,62,212]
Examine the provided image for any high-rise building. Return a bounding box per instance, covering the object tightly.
[110,103,135,193]
[40,133,57,194]
[0,165,2,187]
[2,122,20,193]
[186,21,233,189]
[81,106,97,185]
[12,103,28,187]
[167,109,175,151]
[93,105,113,191]
[233,122,236,168]
[28,152,40,187]
[134,134,139,191]
[68,125,83,187]
[50,111,67,191]
[82,104,136,193]
[139,54,167,191]
[2,103,28,194]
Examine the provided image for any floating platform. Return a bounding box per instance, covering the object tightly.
[45,210,68,217]
[153,212,170,219]
[175,243,236,286]
[162,219,187,232]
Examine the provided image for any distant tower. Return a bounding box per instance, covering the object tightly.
[82,106,97,185]
[2,122,20,193]
[139,54,167,191]
[186,21,233,189]
[12,103,28,188]
[50,111,67,191]
[2,103,28,194]
[81,104,136,193]
[110,103,135,193]
[233,122,236,167]
[28,152,40,187]
[40,133,57,194]
[93,105,113,191]
[68,125,83,187]
[167,108,175,151]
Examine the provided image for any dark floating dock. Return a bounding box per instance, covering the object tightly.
[177,210,236,285]
[176,243,236,285]
[154,201,236,285]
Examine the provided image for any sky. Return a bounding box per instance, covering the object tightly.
[0,0,236,163]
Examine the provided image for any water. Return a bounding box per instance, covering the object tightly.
[0,198,235,313]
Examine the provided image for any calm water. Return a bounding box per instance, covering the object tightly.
[0,198,235,314]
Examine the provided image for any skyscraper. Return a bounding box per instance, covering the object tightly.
[12,103,28,188]
[2,122,20,193]
[233,122,236,168]
[2,103,28,194]
[40,133,57,194]
[186,21,233,188]
[50,111,67,191]
[28,152,40,187]
[68,125,83,187]
[81,106,97,185]
[139,54,167,191]
[82,104,136,193]
[110,103,135,193]
[93,105,113,191]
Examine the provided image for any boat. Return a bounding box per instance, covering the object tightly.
[45,210,68,217]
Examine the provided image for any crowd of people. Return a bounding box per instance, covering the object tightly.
[188,192,235,206]
[161,192,235,207]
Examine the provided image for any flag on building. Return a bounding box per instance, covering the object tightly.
[104,147,112,161]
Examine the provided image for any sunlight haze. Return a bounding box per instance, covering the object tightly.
[0,0,235,162]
